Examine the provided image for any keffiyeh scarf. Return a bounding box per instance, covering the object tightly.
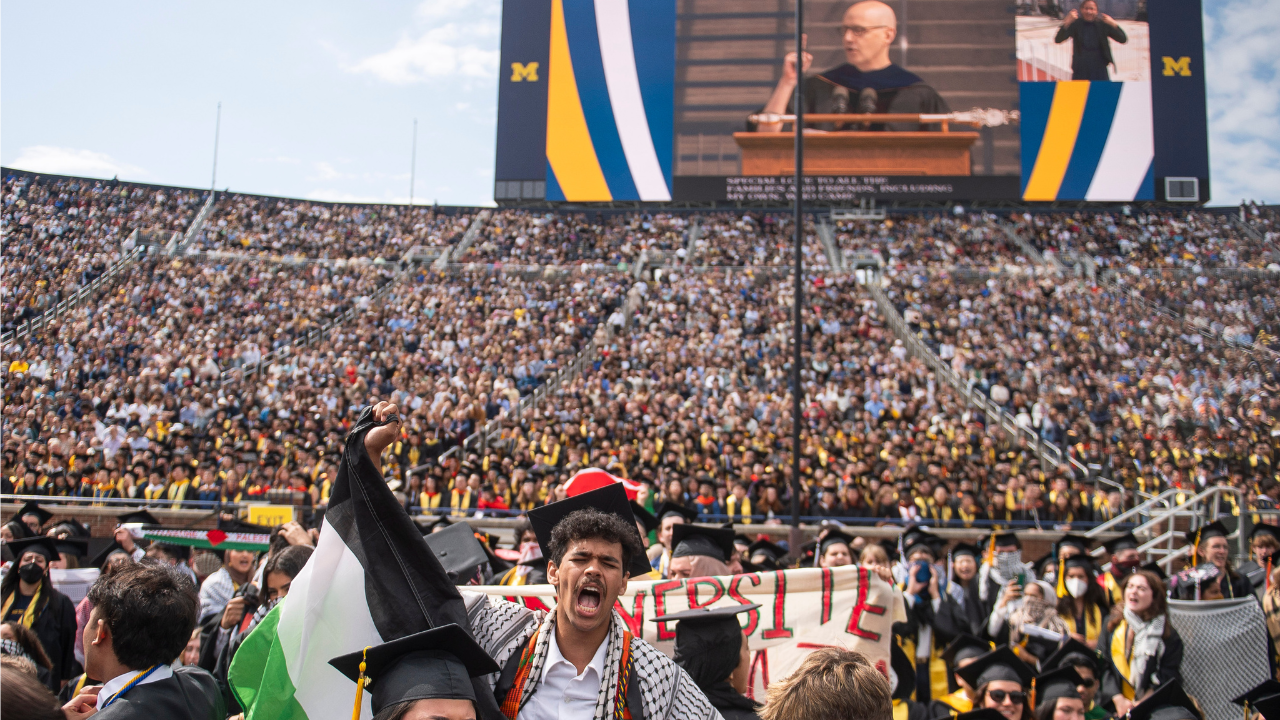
[464,591,717,720]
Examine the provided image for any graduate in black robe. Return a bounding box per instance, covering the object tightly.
[1,536,77,692]
[654,604,764,720]
[751,0,948,133]
[64,562,224,720]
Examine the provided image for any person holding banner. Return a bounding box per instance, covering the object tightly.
[1096,570,1183,716]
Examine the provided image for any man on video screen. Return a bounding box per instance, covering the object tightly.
[752,0,948,132]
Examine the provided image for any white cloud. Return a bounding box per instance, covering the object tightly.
[1204,0,1280,204]
[311,161,343,181]
[351,23,499,84]
[8,146,145,179]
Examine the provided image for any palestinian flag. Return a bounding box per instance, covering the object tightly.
[122,525,270,552]
[229,408,498,720]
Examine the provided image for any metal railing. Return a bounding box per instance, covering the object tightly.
[1087,486,1251,574]
[996,220,1057,270]
[218,270,402,385]
[2,243,146,346]
[434,209,492,268]
[167,192,217,254]
[684,218,701,264]
[864,272,1136,502]
[816,216,843,271]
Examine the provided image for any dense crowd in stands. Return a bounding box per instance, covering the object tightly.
[193,192,474,259]
[2,174,207,332]
[3,178,1278,537]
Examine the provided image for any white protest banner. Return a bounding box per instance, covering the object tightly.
[51,567,100,604]
[476,564,906,699]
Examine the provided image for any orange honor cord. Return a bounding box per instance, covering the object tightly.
[352,646,370,720]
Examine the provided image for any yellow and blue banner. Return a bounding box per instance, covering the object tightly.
[1020,81,1154,202]
[543,0,675,202]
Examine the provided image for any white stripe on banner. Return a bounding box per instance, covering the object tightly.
[594,0,671,201]
[1086,81,1153,201]
[278,518,381,720]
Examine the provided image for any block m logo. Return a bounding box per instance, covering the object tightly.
[1162,56,1192,76]
[510,62,539,82]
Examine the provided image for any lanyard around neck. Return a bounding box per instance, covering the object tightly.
[99,665,162,709]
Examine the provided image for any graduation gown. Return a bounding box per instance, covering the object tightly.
[94,666,226,720]
[749,64,949,132]
[4,586,77,690]
[1096,620,1184,710]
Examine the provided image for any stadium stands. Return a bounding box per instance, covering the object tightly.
[3,171,1277,530]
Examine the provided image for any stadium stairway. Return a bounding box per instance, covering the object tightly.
[1,191,219,347]
[862,268,1134,503]
[168,192,218,255]
[435,209,492,268]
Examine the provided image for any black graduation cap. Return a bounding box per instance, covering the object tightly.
[15,501,54,528]
[951,542,982,560]
[955,646,1034,689]
[52,536,89,558]
[1126,679,1201,720]
[654,502,698,524]
[527,483,651,577]
[1057,534,1092,556]
[986,531,1021,549]
[423,522,490,584]
[818,530,856,558]
[942,634,994,669]
[672,524,735,563]
[1140,562,1167,580]
[630,501,658,534]
[1063,555,1097,575]
[1194,520,1230,546]
[1232,680,1280,710]
[90,541,134,568]
[1103,532,1140,555]
[890,641,916,701]
[748,539,787,568]
[1250,695,1280,720]
[953,711,1009,720]
[117,509,162,526]
[903,526,939,559]
[329,624,500,716]
[48,519,91,539]
[1043,638,1099,673]
[1034,667,1083,710]
[1250,524,1280,544]
[6,535,61,563]
[651,602,761,624]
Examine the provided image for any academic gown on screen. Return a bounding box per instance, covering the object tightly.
[748,63,949,132]
[93,666,226,720]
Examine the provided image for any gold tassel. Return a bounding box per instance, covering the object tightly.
[1057,558,1068,599]
[1029,677,1036,712]
[1192,528,1202,568]
[985,533,997,566]
[352,646,370,720]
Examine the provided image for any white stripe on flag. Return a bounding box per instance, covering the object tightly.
[277,518,381,720]
[594,0,671,201]
[1086,82,1153,201]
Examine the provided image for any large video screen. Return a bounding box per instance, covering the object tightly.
[493,0,1209,204]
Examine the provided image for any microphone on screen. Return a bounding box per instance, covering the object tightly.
[857,87,878,129]
[832,85,850,115]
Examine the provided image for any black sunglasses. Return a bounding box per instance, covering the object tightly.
[988,690,1028,705]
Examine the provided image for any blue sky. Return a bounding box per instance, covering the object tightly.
[3,0,1277,206]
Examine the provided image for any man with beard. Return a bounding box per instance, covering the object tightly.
[461,483,717,720]
[1100,533,1141,606]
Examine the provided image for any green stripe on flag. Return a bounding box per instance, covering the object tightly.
[229,604,310,720]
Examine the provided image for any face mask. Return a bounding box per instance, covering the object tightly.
[996,550,1023,576]
[18,562,44,584]
[1066,578,1089,598]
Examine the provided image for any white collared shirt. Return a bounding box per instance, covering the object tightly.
[517,630,609,720]
[96,663,173,708]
